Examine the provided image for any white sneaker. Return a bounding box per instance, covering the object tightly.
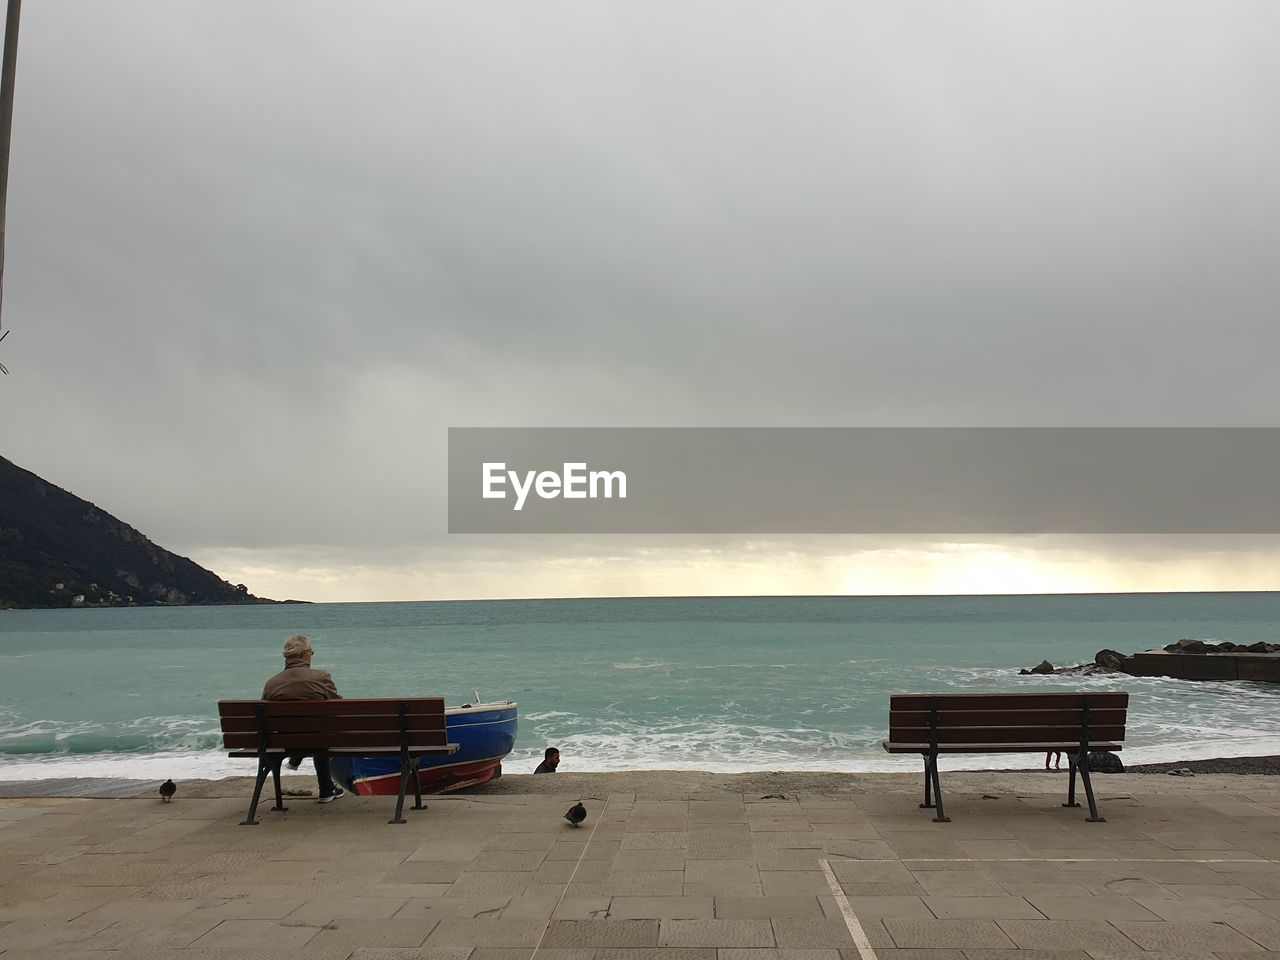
[317,788,345,804]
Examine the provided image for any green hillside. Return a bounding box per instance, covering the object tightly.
[0,455,276,609]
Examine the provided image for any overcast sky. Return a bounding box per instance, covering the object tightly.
[4,1,1279,600]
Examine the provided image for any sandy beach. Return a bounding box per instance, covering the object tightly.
[3,767,1280,959]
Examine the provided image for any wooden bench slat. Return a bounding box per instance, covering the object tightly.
[222,731,451,751]
[889,692,1128,711]
[884,740,1123,754]
[217,698,446,718]
[227,745,459,758]
[888,724,1126,745]
[220,715,448,735]
[889,708,1127,727]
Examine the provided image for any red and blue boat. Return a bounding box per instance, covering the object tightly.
[329,700,518,795]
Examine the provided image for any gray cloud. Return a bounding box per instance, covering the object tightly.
[4,2,1279,582]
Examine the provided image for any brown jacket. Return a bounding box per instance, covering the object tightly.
[262,656,342,701]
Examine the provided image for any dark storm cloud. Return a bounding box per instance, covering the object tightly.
[3,2,1278,566]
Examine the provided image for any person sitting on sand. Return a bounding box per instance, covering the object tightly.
[262,634,345,803]
[534,747,560,774]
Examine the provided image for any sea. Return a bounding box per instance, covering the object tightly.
[1,592,1279,781]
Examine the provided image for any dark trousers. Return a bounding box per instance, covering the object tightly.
[289,752,338,797]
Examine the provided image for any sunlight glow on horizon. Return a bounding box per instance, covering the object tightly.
[194,541,1280,603]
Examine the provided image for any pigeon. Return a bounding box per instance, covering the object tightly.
[159,779,177,803]
[564,802,587,827]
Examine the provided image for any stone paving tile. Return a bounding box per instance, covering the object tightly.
[284,895,410,923]
[818,896,931,921]
[492,890,564,919]
[1023,896,1160,921]
[659,919,776,947]
[0,917,116,951]
[186,918,325,951]
[350,949,474,960]
[445,872,533,897]
[551,897,612,919]
[718,950,841,960]
[604,872,686,897]
[594,951,717,960]
[771,918,860,948]
[622,834,691,850]
[406,840,486,861]
[760,873,832,897]
[922,896,1042,919]
[471,850,548,871]
[1253,900,1280,921]
[688,843,758,860]
[686,861,760,885]
[610,897,716,919]
[961,951,1090,960]
[1228,919,1280,950]
[1096,877,1176,898]
[71,897,214,925]
[755,852,824,872]
[392,896,509,921]
[1109,919,1271,953]
[483,834,559,852]
[370,883,454,899]
[827,860,914,884]
[79,916,227,950]
[996,881,1093,898]
[541,919,661,947]
[836,881,926,898]
[1135,895,1274,923]
[385,861,467,884]
[685,883,765,898]
[716,897,825,920]
[469,951,591,960]
[994,919,1142,953]
[752,834,826,850]
[616,850,689,871]
[882,918,1016,949]
[307,918,440,949]
[422,918,547,947]
[1164,882,1266,899]
[911,872,1008,898]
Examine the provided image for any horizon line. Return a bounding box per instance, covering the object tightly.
[294,588,1280,605]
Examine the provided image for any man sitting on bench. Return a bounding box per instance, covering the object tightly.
[262,634,345,803]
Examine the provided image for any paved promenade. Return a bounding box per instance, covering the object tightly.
[3,773,1280,959]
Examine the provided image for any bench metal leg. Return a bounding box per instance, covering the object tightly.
[241,760,270,826]
[270,756,289,812]
[390,763,412,824]
[1064,752,1104,820]
[927,753,949,823]
[1077,750,1105,822]
[1064,756,1081,808]
[919,754,934,809]
[411,759,425,811]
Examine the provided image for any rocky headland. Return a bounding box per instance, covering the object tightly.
[1021,638,1280,682]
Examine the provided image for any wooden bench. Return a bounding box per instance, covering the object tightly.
[218,698,460,825]
[883,692,1128,823]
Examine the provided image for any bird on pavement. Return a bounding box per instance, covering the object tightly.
[159,779,177,803]
[564,802,587,827]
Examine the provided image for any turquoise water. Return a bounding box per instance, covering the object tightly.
[2,593,1279,778]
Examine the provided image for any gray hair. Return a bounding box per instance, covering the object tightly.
[282,634,313,658]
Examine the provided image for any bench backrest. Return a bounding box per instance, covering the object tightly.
[218,697,448,752]
[887,692,1128,746]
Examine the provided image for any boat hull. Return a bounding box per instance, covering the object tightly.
[329,701,518,796]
